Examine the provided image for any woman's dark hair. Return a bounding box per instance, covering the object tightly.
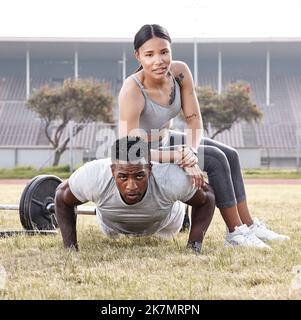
[134,24,171,72]
[134,24,171,51]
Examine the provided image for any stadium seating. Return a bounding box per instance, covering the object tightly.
[0,68,300,167]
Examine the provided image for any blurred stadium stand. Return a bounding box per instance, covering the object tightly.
[0,39,301,169]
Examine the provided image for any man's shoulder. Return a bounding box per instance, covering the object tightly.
[83,158,111,169]
[67,158,113,203]
[152,163,186,180]
[151,163,196,202]
[72,158,112,178]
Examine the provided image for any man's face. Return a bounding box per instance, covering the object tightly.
[111,163,151,205]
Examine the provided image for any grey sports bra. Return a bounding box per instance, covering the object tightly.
[131,73,182,135]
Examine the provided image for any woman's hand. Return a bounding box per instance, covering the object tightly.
[182,163,205,189]
[176,146,198,168]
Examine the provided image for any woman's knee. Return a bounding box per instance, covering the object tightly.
[203,137,240,166]
[204,146,231,172]
[224,147,240,165]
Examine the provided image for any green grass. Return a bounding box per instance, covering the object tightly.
[0,183,301,299]
[242,169,301,179]
[0,165,71,179]
[0,166,301,180]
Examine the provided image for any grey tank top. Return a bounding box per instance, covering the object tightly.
[132,74,182,135]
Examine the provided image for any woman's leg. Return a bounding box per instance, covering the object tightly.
[200,144,244,231]
[203,137,254,226]
[165,131,272,247]
[201,137,289,241]
[166,131,288,243]
[166,131,244,231]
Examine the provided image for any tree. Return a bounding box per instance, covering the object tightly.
[196,81,263,139]
[26,78,114,166]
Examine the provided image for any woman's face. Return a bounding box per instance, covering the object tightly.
[135,37,172,79]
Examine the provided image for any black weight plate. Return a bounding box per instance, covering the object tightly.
[25,175,63,230]
[19,175,63,230]
[19,176,40,229]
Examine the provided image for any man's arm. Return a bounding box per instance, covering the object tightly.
[184,185,215,252]
[55,180,84,250]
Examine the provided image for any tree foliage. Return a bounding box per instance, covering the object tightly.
[196,81,263,139]
[26,78,114,165]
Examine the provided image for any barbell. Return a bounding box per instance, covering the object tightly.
[0,175,96,238]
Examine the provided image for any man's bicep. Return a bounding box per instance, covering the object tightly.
[185,184,215,207]
[165,167,197,202]
[56,181,83,207]
[185,189,206,207]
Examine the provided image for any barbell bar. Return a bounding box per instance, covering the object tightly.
[0,174,96,238]
[0,203,96,215]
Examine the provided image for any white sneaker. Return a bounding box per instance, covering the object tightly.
[249,218,290,242]
[225,224,271,249]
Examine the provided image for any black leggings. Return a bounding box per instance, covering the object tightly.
[163,131,246,209]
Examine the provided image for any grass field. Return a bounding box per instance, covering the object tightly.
[0,167,301,180]
[0,183,301,300]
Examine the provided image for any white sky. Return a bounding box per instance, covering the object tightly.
[0,0,301,39]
